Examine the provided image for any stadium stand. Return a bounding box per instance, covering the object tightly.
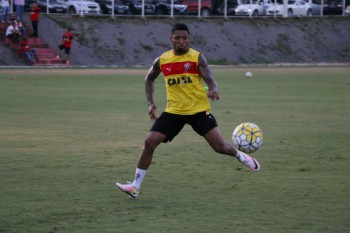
[0,19,68,66]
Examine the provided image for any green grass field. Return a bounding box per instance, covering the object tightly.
[0,67,349,233]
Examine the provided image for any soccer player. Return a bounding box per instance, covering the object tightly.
[30,2,40,38]
[116,23,260,198]
[57,27,74,65]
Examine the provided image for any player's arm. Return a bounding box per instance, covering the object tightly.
[198,54,220,101]
[145,57,161,121]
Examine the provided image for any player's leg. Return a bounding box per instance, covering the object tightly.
[204,126,235,155]
[204,127,260,171]
[116,112,185,198]
[32,21,38,37]
[137,131,165,170]
[65,47,71,65]
[116,131,165,198]
[56,44,63,59]
[190,112,260,171]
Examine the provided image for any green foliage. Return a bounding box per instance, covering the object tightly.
[117,37,125,46]
[140,42,154,52]
[273,33,293,54]
[0,67,349,233]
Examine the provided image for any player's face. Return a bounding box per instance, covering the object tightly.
[171,30,190,55]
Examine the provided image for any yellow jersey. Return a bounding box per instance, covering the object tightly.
[159,48,211,115]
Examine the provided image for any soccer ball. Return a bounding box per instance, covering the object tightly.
[245,71,253,78]
[232,122,263,153]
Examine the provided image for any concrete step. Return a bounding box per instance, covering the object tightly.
[33,59,68,66]
[1,22,70,67]
[27,38,49,48]
[35,48,58,59]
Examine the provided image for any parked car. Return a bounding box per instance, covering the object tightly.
[306,0,321,15]
[216,0,239,15]
[180,0,213,16]
[345,5,350,15]
[155,0,188,15]
[126,0,187,15]
[57,0,101,14]
[323,0,344,14]
[95,0,129,14]
[266,0,313,16]
[36,0,68,13]
[235,0,272,16]
[125,0,156,14]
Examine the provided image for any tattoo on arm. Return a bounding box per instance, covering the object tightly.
[147,58,161,81]
[145,57,161,106]
[198,54,218,92]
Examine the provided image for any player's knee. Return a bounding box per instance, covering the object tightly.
[143,137,159,151]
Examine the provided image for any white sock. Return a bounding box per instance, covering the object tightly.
[131,168,147,191]
[236,150,245,162]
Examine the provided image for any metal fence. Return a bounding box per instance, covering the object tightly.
[2,0,349,18]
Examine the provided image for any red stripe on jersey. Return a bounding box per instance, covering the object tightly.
[161,61,198,76]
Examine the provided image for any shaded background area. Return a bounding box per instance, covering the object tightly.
[1,16,350,66]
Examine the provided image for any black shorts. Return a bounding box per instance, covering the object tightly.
[58,44,70,55]
[150,111,218,143]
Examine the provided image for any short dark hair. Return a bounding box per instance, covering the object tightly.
[171,23,189,34]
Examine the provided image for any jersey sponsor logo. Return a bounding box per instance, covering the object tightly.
[167,76,193,86]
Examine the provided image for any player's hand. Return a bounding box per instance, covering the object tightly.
[148,104,157,121]
[208,90,220,101]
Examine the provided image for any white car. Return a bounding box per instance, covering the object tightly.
[235,0,273,16]
[306,0,321,15]
[345,5,350,15]
[57,0,101,14]
[266,0,312,17]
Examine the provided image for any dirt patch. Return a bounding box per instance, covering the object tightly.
[0,67,147,76]
[1,66,348,77]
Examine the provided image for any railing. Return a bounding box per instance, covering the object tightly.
[4,0,349,18]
